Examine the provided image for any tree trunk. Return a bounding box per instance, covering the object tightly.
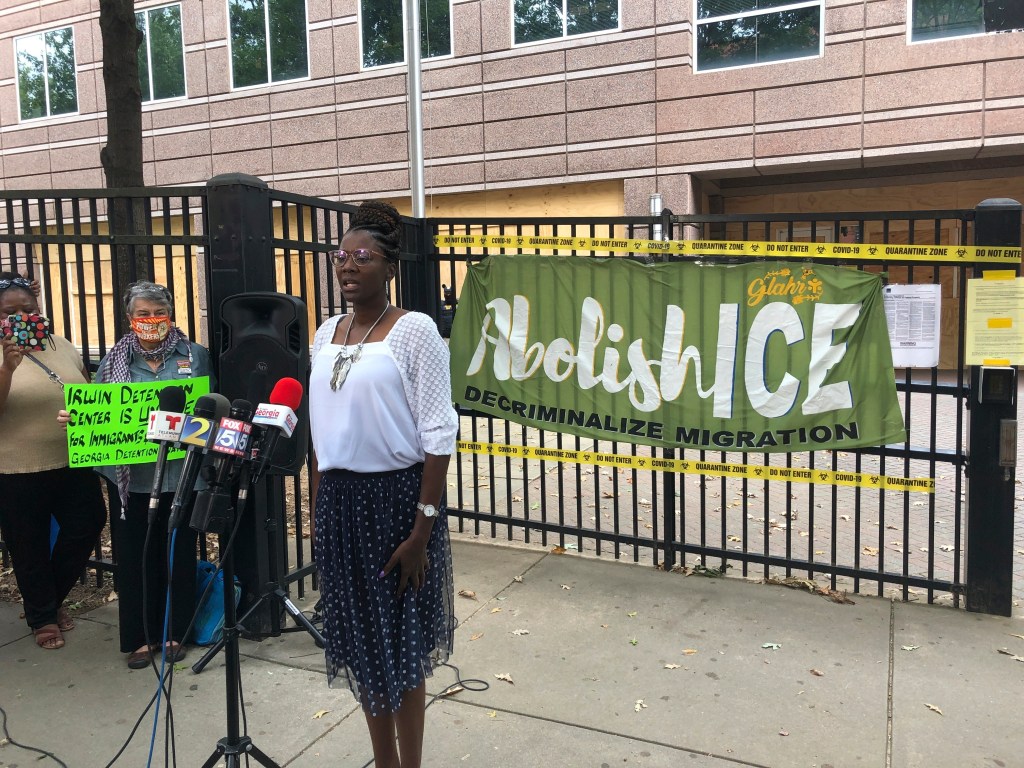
[99,0,149,335]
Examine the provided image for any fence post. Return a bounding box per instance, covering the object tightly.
[661,212,677,570]
[204,173,275,370]
[965,198,1021,616]
[204,173,284,636]
[401,216,439,320]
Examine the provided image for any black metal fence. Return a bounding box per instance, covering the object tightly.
[1,180,1019,616]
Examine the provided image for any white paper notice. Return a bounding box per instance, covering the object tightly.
[883,284,941,368]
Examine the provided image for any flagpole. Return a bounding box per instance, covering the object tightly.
[404,0,425,218]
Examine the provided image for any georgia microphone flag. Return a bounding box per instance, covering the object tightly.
[252,377,302,438]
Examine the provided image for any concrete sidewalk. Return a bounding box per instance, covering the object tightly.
[1,539,1021,768]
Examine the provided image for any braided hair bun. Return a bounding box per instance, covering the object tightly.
[348,200,402,262]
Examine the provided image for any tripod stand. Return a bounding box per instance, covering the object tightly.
[192,471,324,675]
[200,492,281,768]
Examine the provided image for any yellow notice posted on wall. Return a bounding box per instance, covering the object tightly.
[965,274,1024,365]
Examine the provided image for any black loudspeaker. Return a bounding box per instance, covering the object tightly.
[217,292,310,638]
[218,291,309,474]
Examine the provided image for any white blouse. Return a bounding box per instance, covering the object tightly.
[310,312,459,473]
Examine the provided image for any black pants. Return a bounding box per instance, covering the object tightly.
[0,467,106,630]
[106,482,198,653]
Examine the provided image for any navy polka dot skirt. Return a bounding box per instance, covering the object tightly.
[314,464,454,715]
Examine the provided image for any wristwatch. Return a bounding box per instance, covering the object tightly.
[417,502,439,518]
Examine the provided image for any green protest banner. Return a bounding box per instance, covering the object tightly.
[449,255,905,453]
[64,377,211,467]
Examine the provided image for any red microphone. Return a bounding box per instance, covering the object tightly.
[249,377,304,480]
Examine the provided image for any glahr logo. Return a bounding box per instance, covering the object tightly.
[747,267,823,307]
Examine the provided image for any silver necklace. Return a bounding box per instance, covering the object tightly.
[331,302,389,391]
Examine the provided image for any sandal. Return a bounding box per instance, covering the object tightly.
[57,608,75,632]
[33,624,65,650]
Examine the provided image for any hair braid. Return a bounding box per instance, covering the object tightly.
[347,200,402,262]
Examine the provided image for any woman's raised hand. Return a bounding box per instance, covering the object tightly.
[1,337,23,373]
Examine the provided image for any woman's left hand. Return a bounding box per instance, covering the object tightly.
[381,538,430,598]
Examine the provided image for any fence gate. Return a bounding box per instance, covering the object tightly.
[431,202,1021,615]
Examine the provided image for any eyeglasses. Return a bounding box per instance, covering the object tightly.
[0,278,32,290]
[328,249,380,267]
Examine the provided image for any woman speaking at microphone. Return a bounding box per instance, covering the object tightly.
[0,272,106,650]
[94,280,214,670]
[309,201,458,768]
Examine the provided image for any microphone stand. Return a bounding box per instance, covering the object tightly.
[192,457,324,676]
[199,464,281,768]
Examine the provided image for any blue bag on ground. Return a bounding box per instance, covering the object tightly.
[192,560,242,645]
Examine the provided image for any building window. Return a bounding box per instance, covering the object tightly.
[15,27,78,120]
[361,0,452,68]
[513,0,619,45]
[137,5,186,102]
[695,1,822,72]
[910,1,1024,42]
[228,0,308,88]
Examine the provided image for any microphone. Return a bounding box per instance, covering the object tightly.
[190,399,254,535]
[146,386,187,525]
[167,392,230,532]
[249,377,303,483]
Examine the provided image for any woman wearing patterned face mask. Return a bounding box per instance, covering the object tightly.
[0,272,106,650]
[93,280,214,669]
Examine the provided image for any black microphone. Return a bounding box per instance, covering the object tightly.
[190,399,254,535]
[146,385,187,525]
[167,392,230,532]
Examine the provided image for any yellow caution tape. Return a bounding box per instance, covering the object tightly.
[457,440,935,494]
[435,234,1021,265]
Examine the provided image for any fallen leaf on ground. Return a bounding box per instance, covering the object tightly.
[810,669,824,676]
[924,703,943,715]
[560,584,572,590]
[470,633,483,641]
[458,590,478,600]
[997,649,1024,662]
[1009,634,1024,641]
[762,642,782,650]
[512,629,530,636]
[634,699,647,712]
[312,710,329,719]
[487,711,497,718]
[682,648,698,655]
[490,607,502,614]
[513,575,523,583]
[627,611,637,618]
[494,673,514,684]
[664,663,681,669]
[630,637,638,646]
[901,645,921,652]
[551,546,567,554]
